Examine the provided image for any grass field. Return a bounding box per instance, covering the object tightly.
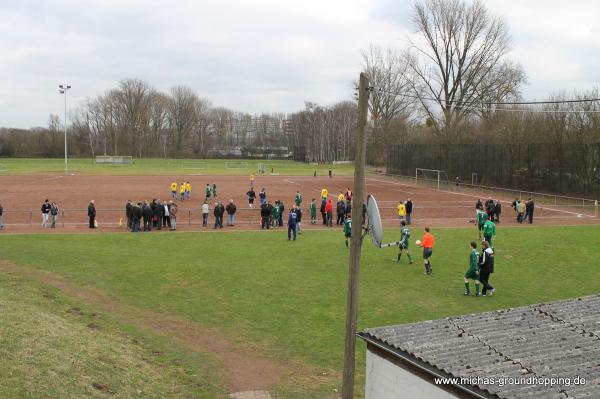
[0,158,354,176]
[1,225,599,398]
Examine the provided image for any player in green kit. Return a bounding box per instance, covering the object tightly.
[343,217,352,248]
[397,220,413,264]
[476,209,488,240]
[482,218,496,247]
[294,190,302,207]
[310,198,317,224]
[464,241,480,296]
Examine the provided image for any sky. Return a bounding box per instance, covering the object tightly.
[0,0,598,129]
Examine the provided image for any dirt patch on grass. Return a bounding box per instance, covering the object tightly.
[0,261,300,393]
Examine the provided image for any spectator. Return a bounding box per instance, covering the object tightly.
[287,205,298,241]
[485,197,495,222]
[155,200,164,230]
[517,200,526,223]
[41,199,51,228]
[320,198,327,225]
[494,201,502,223]
[278,201,285,227]
[405,198,413,225]
[50,202,59,229]
[125,200,133,230]
[142,200,152,231]
[526,198,535,224]
[336,200,346,225]
[201,201,209,227]
[163,201,171,228]
[87,200,96,228]
[325,198,333,227]
[455,176,461,191]
[225,199,237,226]
[294,204,302,234]
[475,198,483,211]
[213,201,224,229]
[131,202,142,232]
[169,201,178,230]
[261,202,271,229]
[0,203,4,230]
[259,188,267,207]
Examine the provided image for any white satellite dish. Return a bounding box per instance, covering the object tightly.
[366,195,383,248]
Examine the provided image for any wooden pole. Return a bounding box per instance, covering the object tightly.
[341,72,369,399]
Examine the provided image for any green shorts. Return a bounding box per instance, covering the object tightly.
[345,232,351,238]
[484,235,493,244]
[465,270,479,280]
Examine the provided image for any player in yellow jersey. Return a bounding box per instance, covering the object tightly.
[170,181,178,199]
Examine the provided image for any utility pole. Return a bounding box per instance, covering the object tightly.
[341,72,369,399]
[59,84,71,175]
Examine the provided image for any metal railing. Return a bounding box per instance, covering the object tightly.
[371,171,599,217]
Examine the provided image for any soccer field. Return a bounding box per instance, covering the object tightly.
[1,226,599,398]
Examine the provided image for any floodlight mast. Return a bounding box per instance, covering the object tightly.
[59,84,71,175]
[341,72,369,399]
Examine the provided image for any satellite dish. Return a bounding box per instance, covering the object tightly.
[366,195,383,248]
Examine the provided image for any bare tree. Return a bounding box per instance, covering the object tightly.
[167,86,199,154]
[409,0,525,134]
[361,45,413,127]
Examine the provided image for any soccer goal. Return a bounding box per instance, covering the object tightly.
[225,161,248,169]
[95,155,133,165]
[182,160,207,170]
[415,168,451,191]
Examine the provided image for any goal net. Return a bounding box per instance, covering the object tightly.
[415,168,451,191]
[225,161,248,169]
[182,160,207,170]
[95,155,133,165]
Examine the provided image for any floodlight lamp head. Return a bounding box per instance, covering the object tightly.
[67,85,71,89]
[59,84,63,89]
[59,90,64,94]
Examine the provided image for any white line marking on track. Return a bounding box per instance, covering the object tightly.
[285,179,300,185]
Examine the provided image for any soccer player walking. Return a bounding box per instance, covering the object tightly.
[247,187,256,208]
[397,220,413,264]
[396,201,406,225]
[343,216,352,248]
[310,198,317,224]
[170,181,178,199]
[464,241,480,296]
[482,218,496,247]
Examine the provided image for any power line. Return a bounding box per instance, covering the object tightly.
[369,86,600,107]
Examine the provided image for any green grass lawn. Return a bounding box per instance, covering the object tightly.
[0,158,354,176]
[1,225,598,398]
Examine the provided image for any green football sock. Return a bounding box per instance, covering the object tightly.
[475,283,480,295]
[464,282,470,293]
[407,253,413,263]
[397,253,402,262]
[345,239,349,248]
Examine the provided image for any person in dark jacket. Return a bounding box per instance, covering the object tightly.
[476,198,483,211]
[213,201,224,229]
[155,200,164,230]
[287,205,298,240]
[125,200,133,230]
[525,198,534,224]
[150,199,158,227]
[0,203,4,229]
[494,201,502,223]
[131,202,142,232]
[225,199,237,226]
[485,197,495,222]
[320,198,327,225]
[478,241,495,296]
[405,198,413,225]
[87,200,96,228]
[294,205,302,234]
[336,200,346,225]
[345,200,352,219]
[142,200,153,231]
[260,202,271,229]
[278,201,285,227]
[41,199,51,228]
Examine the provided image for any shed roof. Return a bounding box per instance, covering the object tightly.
[360,295,600,398]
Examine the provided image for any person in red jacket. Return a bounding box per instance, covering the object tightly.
[417,226,435,275]
[325,199,333,227]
